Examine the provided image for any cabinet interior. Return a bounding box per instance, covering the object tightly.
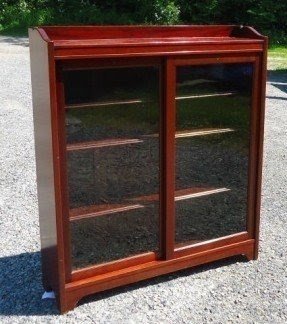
[62,61,253,271]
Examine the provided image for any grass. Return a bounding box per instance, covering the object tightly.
[268,46,287,70]
[0,29,28,37]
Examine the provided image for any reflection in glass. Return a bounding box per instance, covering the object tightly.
[63,67,158,106]
[67,142,159,209]
[175,63,253,247]
[63,66,160,269]
[71,205,159,269]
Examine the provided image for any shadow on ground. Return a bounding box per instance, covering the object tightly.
[80,255,248,308]
[267,69,287,99]
[0,251,247,316]
[0,252,57,316]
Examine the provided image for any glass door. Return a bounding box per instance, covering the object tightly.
[62,64,161,270]
[174,62,254,251]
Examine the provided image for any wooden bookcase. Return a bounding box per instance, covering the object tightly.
[29,25,267,313]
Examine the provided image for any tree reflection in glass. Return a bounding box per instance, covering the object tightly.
[175,63,253,247]
[63,66,160,269]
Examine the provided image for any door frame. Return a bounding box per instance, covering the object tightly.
[55,54,262,282]
[164,54,261,259]
[56,57,165,282]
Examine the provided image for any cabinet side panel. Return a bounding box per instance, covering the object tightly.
[29,29,59,292]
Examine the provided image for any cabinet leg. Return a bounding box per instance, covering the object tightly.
[42,277,53,292]
[245,249,257,261]
[59,295,80,314]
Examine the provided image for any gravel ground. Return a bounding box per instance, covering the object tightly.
[0,36,287,323]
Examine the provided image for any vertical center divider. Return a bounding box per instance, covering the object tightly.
[161,58,176,260]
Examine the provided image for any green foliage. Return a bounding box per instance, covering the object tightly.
[0,0,180,33]
[268,46,287,70]
[0,0,51,32]
[177,0,287,45]
[0,0,286,44]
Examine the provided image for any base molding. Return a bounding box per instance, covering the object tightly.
[59,239,255,313]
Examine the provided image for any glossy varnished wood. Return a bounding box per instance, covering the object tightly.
[29,25,267,314]
[29,28,58,292]
[29,29,67,311]
[162,58,175,260]
[253,36,268,258]
[38,25,258,41]
[63,239,255,313]
[69,186,229,222]
[35,25,264,60]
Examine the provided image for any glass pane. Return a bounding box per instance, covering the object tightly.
[64,67,158,106]
[175,63,253,248]
[71,205,159,269]
[63,66,160,269]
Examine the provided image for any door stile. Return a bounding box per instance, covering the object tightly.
[171,55,257,256]
[162,58,176,260]
[246,57,260,237]
[253,38,268,258]
[56,67,73,282]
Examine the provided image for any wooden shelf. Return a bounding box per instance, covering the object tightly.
[65,98,148,109]
[67,138,143,151]
[144,127,234,139]
[70,203,145,221]
[65,91,236,110]
[70,186,230,221]
[67,128,234,152]
[175,128,234,138]
[175,91,237,100]
[131,187,230,203]
[175,187,230,201]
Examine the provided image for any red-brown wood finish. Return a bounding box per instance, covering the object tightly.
[253,35,268,259]
[29,29,67,311]
[29,25,267,314]
[162,57,176,260]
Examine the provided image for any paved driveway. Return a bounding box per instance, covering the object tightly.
[0,37,286,323]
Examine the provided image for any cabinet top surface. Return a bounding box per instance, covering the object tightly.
[33,25,265,48]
